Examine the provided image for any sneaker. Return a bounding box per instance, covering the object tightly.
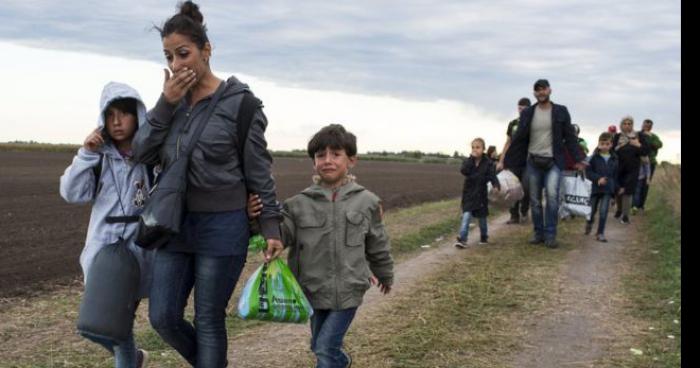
[620,216,631,224]
[614,211,622,219]
[545,239,559,249]
[479,237,489,245]
[454,240,467,249]
[529,236,545,245]
[506,217,520,225]
[596,234,608,243]
[585,223,592,235]
[137,349,149,368]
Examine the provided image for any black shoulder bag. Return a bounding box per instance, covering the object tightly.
[135,82,228,250]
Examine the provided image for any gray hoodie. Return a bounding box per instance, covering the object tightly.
[59,82,154,298]
[132,76,282,239]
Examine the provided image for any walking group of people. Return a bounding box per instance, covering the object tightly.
[60,2,391,368]
[58,3,665,367]
[453,79,663,249]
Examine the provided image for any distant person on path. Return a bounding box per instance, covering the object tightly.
[497,97,532,225]
[503,79,587,248]
[59,82,153,367]
[634,118,663,212]
[487,145,499,161]
[612,116,649,224]
[454,138,501,248]
[131,2,283,366]
[249,124,394,368]
[632,156,652,215]
[563,124,589,171]
[585,132,618,242]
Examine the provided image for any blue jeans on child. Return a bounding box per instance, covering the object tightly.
[310,307,358,368]
[458,211,488,242]
[588,194,612,235]
[86,331,137,368]
[527,160,562,241]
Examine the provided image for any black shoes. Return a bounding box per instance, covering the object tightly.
[544,239,559,249]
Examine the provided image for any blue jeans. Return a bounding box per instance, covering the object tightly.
[310,308,358,368]
[527,160,562,241]
[149,251,247,367]
[458,211,488,242]
[85,331,137,368]
[588,194,612,235]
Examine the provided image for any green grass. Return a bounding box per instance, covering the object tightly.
[609,186,681,367]
[343,224,567,368]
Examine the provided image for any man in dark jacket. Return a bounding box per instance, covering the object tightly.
[498,97,532,224]
[503,79,587,248]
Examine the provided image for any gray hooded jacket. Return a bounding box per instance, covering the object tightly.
[59,82,154,298]
[132,76,281,239]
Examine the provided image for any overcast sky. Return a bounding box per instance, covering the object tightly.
[0,1,681,162]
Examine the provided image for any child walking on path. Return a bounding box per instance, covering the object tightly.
[455,138,501,248]
[59,82,154,368]
[249,124,394,368]
[585,132,618,242]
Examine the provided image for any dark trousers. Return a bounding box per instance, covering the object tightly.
[588,194,612,235]
[509,168,530,220]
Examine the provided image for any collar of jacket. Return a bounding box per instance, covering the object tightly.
[301,177,365,202]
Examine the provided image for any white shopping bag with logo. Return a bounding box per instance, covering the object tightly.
[558,171,592,220]
[488,169,524,207]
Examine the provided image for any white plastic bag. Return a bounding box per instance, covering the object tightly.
[488,170,524,207]
[558,171,592,219]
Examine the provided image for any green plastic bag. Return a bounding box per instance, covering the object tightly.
[237,258,313,323]
[248,234,267,253]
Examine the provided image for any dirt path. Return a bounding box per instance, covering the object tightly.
[227,212,513,367]
[509,216,637,367]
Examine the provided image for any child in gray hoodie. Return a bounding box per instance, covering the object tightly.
[60,82,154,368]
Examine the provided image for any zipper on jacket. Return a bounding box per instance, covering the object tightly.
[175,103,206,161]
[332,189,340,308]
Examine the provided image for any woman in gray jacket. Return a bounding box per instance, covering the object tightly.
[132,2,283,366]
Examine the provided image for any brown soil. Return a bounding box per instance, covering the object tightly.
[0,151,462,298]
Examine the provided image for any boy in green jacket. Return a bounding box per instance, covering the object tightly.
[248,124,394,368]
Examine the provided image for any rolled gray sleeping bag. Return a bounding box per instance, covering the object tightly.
[77,238,140,344]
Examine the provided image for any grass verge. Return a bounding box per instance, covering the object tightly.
[598,172,681,367]
[341,223,568,368]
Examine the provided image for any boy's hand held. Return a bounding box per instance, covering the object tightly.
[247,193,263,219]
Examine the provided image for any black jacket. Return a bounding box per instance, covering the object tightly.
[504,102,585,172]
[460,156,500,217]
[586,152,618,195]
[132,76,282,239]
[612,131,650,194]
